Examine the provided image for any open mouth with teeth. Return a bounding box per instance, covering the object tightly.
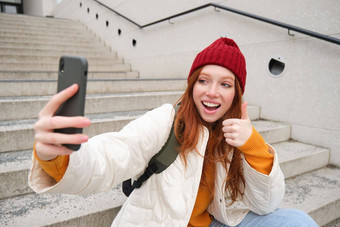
[202,101,221,111]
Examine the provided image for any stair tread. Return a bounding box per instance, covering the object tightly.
[0,90,184,102]
[0,78,186,96]
[0,185,126,226]
[0,78,185,82]
[0,72,138,80]
[252,120,289,131]
[0,39,104,47]
[275,140,329,178]
[0,150,32,173]
[0,12,74,22]
[0,33,97,41]
[0,64,131,72]
[0,50,115,56]
[275,140,329,163]
[282,166,340,209]
[0,110,147,131]
[0,31,90,38]
[0,40,106,48]
[281,166,340,226]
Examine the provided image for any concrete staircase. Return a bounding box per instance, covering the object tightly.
[0,13,339,226]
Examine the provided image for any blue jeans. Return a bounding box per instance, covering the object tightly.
[209,209,318,227]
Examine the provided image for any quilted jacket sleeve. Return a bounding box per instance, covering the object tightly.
[241,145,285,215]
[28,104,175,195]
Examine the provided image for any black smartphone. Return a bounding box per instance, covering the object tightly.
[54,55,88,151]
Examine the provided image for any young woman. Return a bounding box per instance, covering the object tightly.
[29,38,317,226]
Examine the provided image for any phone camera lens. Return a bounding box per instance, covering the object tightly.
[59,58,65,75]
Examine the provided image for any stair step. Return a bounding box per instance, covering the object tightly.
[248,105,260,121]
[281,166,340,226]
[0,90,182,121]
[0,19,76,30]
[0,13,79,27]
[0,31,100,42]
[0,71,139,80]
[0,110,146,153]
[0,19,79,27]
[0,19,84,30]
[0,24,86,33]
[252,120,290,144]
[0,29,88,39]
[0,48,116,58]
[0,150,32,198]
[0,35,100,46]
[0,55,123,65]
[0,78,186,97]
[274,140,329,178]
[324,217,340,227]
[0,62,131,71]
[0,40,110,52]
[0,186,126,226]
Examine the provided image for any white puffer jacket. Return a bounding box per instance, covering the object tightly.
[29,104,285,227]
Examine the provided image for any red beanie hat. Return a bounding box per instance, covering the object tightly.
[188,37,247,93]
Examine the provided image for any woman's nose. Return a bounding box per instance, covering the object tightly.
[206,84,219,97]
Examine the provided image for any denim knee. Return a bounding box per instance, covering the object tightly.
[263,208,318,227]
[209,208,318,227]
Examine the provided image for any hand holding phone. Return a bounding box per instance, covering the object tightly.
[34,56,90,160]
[34,84,90,160]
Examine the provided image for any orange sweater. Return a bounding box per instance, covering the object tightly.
[34,126,273,227]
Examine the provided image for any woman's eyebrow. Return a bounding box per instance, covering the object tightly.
[222,75,234,79]
[199,72,210,76]
[221,76,235,81]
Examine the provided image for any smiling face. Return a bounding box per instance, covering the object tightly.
[193,65,236,124]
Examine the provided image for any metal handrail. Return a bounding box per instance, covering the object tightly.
[94,1,340,45]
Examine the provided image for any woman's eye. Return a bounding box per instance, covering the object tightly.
[198,79,207,84]
[222,83,231,88]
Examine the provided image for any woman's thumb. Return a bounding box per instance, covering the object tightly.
[241,102,249,120]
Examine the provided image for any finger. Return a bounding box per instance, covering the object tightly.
[222,126,232,133]
[42,116,91,129]
[35,132,89,146]
[225,138,236,147]
[39,84,79,117]
[222,124,238,133]
[222,120,241,131]
[35,116,90,131]
[222,119,236,127]
[35,142,74,160]
[224,132,236,139]
[241,102,249,120]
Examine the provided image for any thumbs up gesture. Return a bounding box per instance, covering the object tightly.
[222,102,253,148]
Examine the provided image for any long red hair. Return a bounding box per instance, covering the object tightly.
[174,67,245,205]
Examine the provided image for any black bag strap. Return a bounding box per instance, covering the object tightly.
[122,104,180,197]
